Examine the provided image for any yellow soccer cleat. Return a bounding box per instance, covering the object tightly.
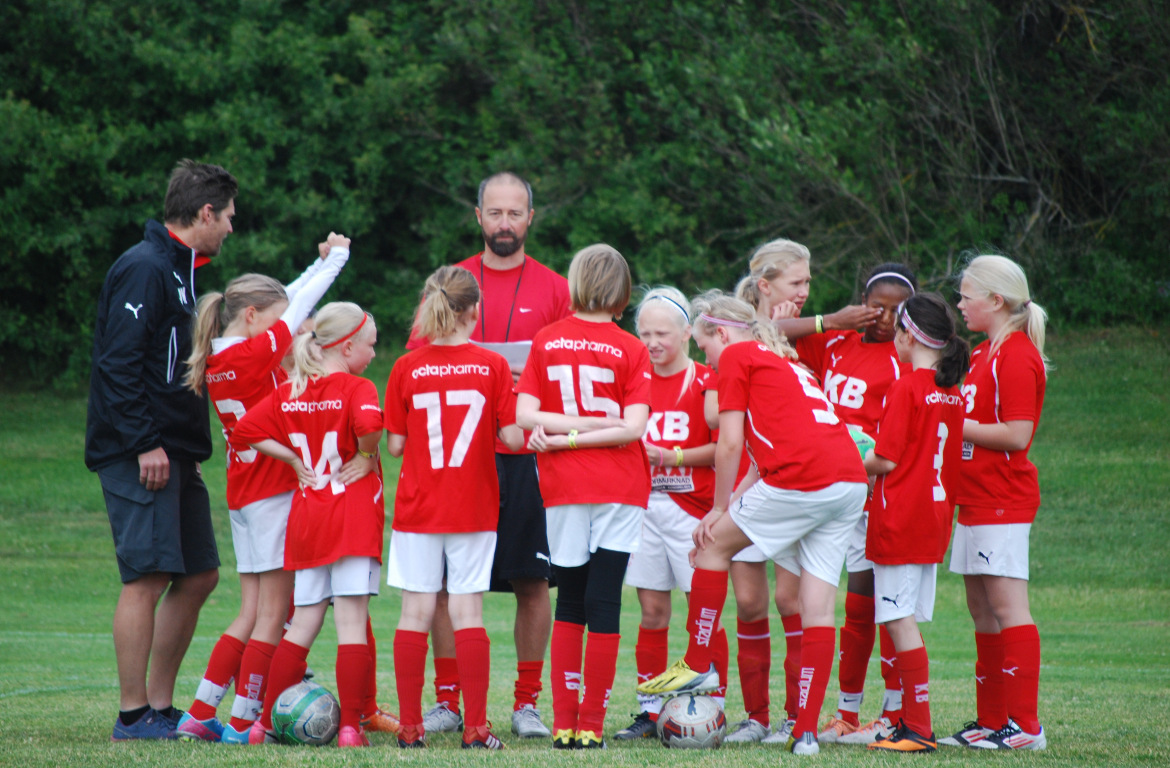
[636,658,720,697]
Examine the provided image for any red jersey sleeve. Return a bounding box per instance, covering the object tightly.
[351,377,384,440]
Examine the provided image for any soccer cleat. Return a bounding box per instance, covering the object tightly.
[761,718,796,744]
[836,716,894,745]
[787,730,820,755]
[422,701,463,733]
[817,715,858,743]
[219,722,252,744]
[111,709,178,741]
[938,720,995,747]
[869,720,937,753]
[552,729,577,749]
[397,724,426,748]
[614,711,657,740]
[511,704,551,738]
[175,712,224,742]
[636,659,719,697]
[969,719,1046,750]
[247,720,279,745]
[723,718,770,743]
[463,724,506,749]
[576,729,607,749]
[337,725,370,747]
[361,707,401,734]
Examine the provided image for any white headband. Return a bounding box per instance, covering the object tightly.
[899,305,946,349]
[645,294,691,323]
[866,272,916,293]
[700,313,751,330]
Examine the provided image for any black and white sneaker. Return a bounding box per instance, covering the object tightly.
[614,711,657,740]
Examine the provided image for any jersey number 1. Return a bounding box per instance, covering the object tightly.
[412,390,486,469]
[547,365,620,417]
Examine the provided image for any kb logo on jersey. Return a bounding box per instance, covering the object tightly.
[645,411,690,442]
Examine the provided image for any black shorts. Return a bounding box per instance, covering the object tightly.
[98,457,220,583]
[489,453,552,592]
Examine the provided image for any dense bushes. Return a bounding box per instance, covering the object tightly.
[2,0,1167,387]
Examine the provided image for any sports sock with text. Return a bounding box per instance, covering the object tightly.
[683,568,728,672]
[897,645,931,736]
[228,639,275,730]
[792,625,835,738]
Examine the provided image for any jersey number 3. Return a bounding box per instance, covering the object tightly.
[413,390,487,469]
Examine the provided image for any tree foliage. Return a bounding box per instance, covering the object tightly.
[2,0,1167,387]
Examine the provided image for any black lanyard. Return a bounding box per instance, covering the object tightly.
[479,255,526,342]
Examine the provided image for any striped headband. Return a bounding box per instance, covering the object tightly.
[898,304,946,350]
[699,313,751,330]
[866,271,916,293]
[646,294,691,323]
[321,313,369,349]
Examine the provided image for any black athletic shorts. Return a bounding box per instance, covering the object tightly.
[98,457,220,583]
[489,453,552,592]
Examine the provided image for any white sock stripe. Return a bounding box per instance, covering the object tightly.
[737,632,771,640]
[784,630,803,637]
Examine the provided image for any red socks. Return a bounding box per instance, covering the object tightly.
[711,625,729,700]
[433,656,461,715]
[455,628,492,730]
[897,645,931,736]
[737,617,771,727]
[781,612,803,721]
[259,639,309,730]
[974,631,1007,730]
[550,620,585,732]
[683,568,728,672]
[394,630,429,730]
[578,632,620,735]
[335,643,371,731]
[635,625,669,713]
[228,639,275,730]
[792,625,835,739]
[514,661,544,710]
[835,593,874,725]
[1001,624,1041,734]
[363,617,379,718]
[879,626,903,721]
[188,633,246,720]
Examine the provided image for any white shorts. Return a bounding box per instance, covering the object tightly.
[845,511,875,573]
[387,530,497,594]
[729,480,866,586]
[948,523,1031,579]
[730,543,801,577]
[546,503,644,568]
[229,491,293,573]
[625,494,698,592]
[294,556,381,606]
[873,563,937,623]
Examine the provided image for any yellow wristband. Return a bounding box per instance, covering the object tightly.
[356,448,377,459]
[815,314,824,334]
[674,446,685,467]
[568,429,579,449]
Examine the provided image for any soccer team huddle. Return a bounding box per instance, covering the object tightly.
[173,171,1050,753]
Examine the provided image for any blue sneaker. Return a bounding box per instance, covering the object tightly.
[112,709,178,741]
[176,712,225,741]
[220,722,252,744]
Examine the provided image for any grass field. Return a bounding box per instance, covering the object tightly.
[1,326,1167,767]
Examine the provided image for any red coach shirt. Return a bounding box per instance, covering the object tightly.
[867,368,964,564]
[954,332,1047,524]
[206,322,299,510]
[384,343,516,533]
[518,316,652,508]
[645,362,716,519]
[717,341,867,492]
[232,372,385,570]
[799,330,906,435]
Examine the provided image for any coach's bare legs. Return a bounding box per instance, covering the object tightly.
[113,573,170,710]
[511,578,551,664]
[145,568,218,709]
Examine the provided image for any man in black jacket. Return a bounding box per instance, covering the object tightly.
[86,159,237,740]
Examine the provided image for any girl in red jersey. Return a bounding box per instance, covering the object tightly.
[637,291,868,757]
[384,266,523,750]
[612,286,728,741]
[175,234,350,743]
[787,263,919,746]
[939,254,1050,751]
[860,293,969,753]
[516,244,652,749]
[232,301,385,748]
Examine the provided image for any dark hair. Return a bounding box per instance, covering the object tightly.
[898,293,970,388]
[863,262,918,298]
[477,171,533,210]
[164,159,238,226]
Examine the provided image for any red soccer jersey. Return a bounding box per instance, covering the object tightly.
[232,372,386,570]
[717,341,867,492]
[517,316,652,508]
[206,322,299,510]
[954,332,1047,524]
[384,343,517,533]
[867,368,964,564]
[644,362,716,519]
[799,330,907,435]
